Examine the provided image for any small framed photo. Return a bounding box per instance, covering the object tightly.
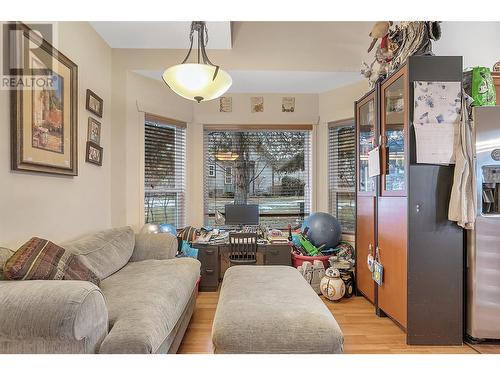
[87,117,101,145]
[251,96,264,113]
[219,97,232,112]
[282,97,295,112]
[86,89,103,118]
[85,141,103,166]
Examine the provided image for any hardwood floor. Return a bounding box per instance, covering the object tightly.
[178,291,478,354]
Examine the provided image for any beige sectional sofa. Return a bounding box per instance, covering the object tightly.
[0,227,201,354]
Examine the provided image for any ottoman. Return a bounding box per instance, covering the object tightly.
[211,266,344,353]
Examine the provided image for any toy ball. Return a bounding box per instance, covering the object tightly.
[141,223,160,234]
[159,223,177,236]
[301,212,342,250]
[320,267,345,301]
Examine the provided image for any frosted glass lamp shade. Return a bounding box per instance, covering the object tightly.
[162,63,232,102]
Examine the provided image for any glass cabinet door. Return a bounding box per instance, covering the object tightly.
[382,69,407,195]
[357,95,376,194]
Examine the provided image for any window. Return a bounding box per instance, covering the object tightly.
[144,114,186,227]
[328,121,356,234]
[204,126,312,229]
[224,166,233,184]
[208,164,216,177]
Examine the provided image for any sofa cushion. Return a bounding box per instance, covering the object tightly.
[98,257,201,353]
[0,247,14,280]
[131,233,178,262]
[2,238,99,285]
[63,227,135,280]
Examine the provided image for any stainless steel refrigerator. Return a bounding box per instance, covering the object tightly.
[466,105,500,342]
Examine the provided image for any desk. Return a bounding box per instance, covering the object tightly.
[195,243,292,292]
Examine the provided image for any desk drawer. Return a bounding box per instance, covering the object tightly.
[197,245,219,291]
[197,245,218,267]
[200,267,218,291]
[264,245,292,266]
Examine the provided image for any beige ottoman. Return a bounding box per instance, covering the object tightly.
[212,266,344,353]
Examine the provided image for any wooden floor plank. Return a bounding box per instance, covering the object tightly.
[177,291,477,354]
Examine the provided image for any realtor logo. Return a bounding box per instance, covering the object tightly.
[1,22,57,90]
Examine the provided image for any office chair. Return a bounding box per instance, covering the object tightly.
[228,232,258,266]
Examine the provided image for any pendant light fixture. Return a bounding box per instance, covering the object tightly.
[162,21,232,103]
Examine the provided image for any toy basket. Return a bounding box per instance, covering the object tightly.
[291,252,330,269]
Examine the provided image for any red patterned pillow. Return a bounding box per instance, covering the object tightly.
[3,237,100,286]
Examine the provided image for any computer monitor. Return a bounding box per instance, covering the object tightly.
[224,204,259,226]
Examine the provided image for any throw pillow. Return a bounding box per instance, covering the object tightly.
[3,237,100,286]
[0,247,15,280]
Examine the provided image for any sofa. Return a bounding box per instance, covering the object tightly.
[0,227,201,354]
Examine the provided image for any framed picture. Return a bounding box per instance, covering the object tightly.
[10,22,78,176]
[86,89,103,118]
[282,97,295,112]
[85,142,103,166]
[87,117,101,144]
[219,96,232,112]
[251,96,264,113]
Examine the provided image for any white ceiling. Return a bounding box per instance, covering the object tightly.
[92,21,366,93]
[134,69,362,94]
[90,21,232,49]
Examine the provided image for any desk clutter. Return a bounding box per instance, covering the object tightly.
[143,210,356,298]
[182,225,290,246]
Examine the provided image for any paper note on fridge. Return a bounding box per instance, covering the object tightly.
[368,147,380,177]
[414,123,458,165]
[413,81,461,125]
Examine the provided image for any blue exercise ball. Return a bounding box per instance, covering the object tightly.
[159,223,177,236]
[301,212,342,250]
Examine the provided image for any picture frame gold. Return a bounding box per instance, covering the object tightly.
[10,22,78,176]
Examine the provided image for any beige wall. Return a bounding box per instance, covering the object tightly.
[0,22,113,248]
[113,73,366,230]
[118,71,193,231]
[316,80,367,213]
[114,76,321,229]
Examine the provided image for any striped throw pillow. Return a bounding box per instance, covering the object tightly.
[3,237,100,286]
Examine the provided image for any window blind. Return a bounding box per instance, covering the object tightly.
[328,121,356,234]
[203,128,312,229]
[144,115,186,227]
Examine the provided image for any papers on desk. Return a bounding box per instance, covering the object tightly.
[211,231,229,244]
[193,230,229,244]
[413,81,461,165]
[368,147,381,177]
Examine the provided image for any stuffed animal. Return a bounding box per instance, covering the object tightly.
[367,21,393,54]
[361,21,394,87]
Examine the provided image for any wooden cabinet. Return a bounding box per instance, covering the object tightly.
[377,196,407,328]
[381,66,408,197]
[493,72,500,105]
[354,56,464,345]
[355,196,376,303]
[355,90,377,304]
